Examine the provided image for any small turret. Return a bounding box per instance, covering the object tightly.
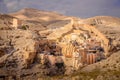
[12,18,22,29]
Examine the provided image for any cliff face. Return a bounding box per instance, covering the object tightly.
[0,29,39,75]
[0,8,120,79]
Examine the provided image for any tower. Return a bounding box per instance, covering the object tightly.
[12,18,22,29]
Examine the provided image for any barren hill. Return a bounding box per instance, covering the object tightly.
[10,8,66,20]
[82,16,120,26]
[10,8,66,26]
[10,8,68,31]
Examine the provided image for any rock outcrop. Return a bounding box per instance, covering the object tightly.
[0,29,39,75]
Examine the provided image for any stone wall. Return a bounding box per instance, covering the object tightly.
[47,18,73,40]
[83,24,109,56]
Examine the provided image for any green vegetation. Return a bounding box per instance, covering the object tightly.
[21,25,29,30]
[38,69,120,80]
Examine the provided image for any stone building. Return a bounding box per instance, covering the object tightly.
[12,18,22,29]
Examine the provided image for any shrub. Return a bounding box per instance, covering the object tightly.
[21,25,29,30]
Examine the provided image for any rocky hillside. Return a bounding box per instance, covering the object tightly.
[0,8,120,80]
[81,16,120,26]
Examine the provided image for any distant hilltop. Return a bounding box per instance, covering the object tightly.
[10,8,66,21]
[9,8,120,27]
